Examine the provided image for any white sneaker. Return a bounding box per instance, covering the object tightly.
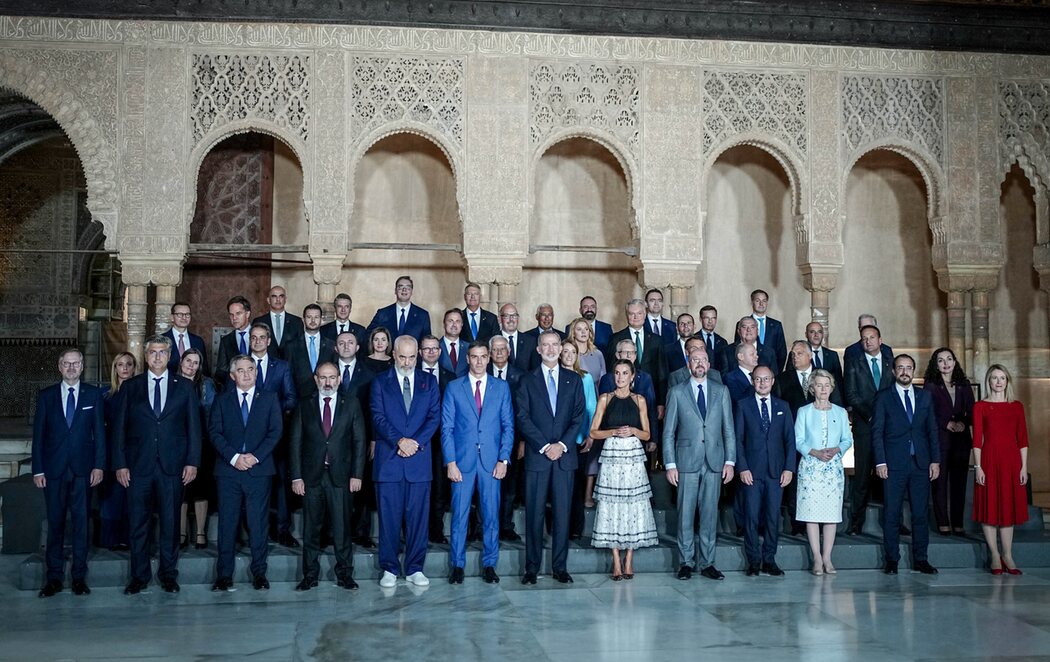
[406,571,430,586]
[379,571,397,588]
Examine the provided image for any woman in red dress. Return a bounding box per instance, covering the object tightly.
[972,364,1029,575]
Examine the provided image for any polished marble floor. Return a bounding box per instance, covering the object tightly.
[2,553,1050,662]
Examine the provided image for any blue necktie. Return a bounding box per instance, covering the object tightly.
[871,357,881,388]
[696,383,706,420]
[309,335,318,372]
[398,308,407,336]
[813,350,822,369]
[757,317,766,344]
[706,333,714,355]
[546,369,558,413]
[152,378,162,417]
[470,312,479,339]
[256,358,265,388]
[65,387,76,428]
[904,389,915,455]
[760,396,770,432]
[342,364,351,391]
[240,392,250,427]
[238,331,247,354]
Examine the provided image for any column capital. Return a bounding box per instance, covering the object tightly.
[311,257,344,286]
[639,261,699,290]
[464,256,524,286]
[119,255,184,287]
[798,264,840,293]
[934,265,1000,294]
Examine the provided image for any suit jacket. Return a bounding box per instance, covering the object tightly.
[809,345,844,385]
[32,382,106,479]
[722,342,778,372]
[487,363,524,391]
[734,394,796,479]
[522,326,566,361]
[871,386,940,469]
[843,350,895,425]
[565,319,613,349]
[163,327,209,375]
[208,388,283,477]
[499,331,538,372]
[338,360,375,399]
[441,375,514,474]
[662,379,736,474]
[752,315,787,371]
[289,392,367,487]
[368,303,432,342]
[844,341,894,365]
[724,367,755,406]
[439,338,470,377]
[419,364,456,393]
[604,327,668,401]
[697,331,730,373]
[252,311,304,359]
[288,333,337,397]
[646,316,679,347]
[320,319,368,347]
[214,327,252,387]
[515,365,585,472]
[251,355,298,412]
[461,307,500,344]
[666,337,692,374]
[774,367,843,417]
[113,371,202,477]
[923,379,975,453]
[667,365,722,392]
[370,368,441,482]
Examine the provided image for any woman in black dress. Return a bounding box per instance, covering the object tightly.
[99,352,137,550]
[178,348,216,549]
[363,326,395,373]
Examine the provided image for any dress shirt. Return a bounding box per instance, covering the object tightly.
[397,370,415,400]
[443,337,460,355]
[628,326,645,354]
[335,319,351,335]
[738,366,752,381]
[471,373,488,404]
[422,362,440,378]
[648,316,662,335]
[796,368,811,390]
[270,312,284,342]
[317,391,337,418]
[810,345,824,366]
[538,364,567,455]
[230,386,257,466]
[147,371,168,412]
[61,380,81,419]
[875,383,917,469]
[397,304,411,322]
[492,364,509,380]
[252,353,268,384]
[339,358,357,380]
[665,377,729,471]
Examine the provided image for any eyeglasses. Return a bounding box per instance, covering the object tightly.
[500,313,519,318]
[172,312,191,317]
[60,361,82,368]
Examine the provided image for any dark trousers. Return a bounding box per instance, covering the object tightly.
[883,457,931,563]
[302,470,354,581]
[376,479,430,575]
[271,451,295,536]
[743,475,784,564]
[429,442,451,539]
[932,438,970,530]
[128,468,183,582]
[216,473,271,580]
[98,472,129,548]
[499,457,525,532]
[44,474,89,582]
[569,460,589,537]
[849,426,874,529]
[524,464,573,574]
[351,458,375,540]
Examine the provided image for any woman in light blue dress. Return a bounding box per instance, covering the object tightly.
[794,369,853,576]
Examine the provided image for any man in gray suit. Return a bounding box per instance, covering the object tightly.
[663,348,736,580]
[667,337,723,391]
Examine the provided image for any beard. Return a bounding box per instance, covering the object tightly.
[319,385,337,397]
[582,311,596,321]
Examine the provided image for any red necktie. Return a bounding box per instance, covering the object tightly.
[450,343,458,370]
[322,396,332,465]
[474,380,482,415]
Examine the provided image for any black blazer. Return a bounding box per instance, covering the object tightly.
[775,367,844,417]
[32,382,106,479]
[500,331,538,373]
[460,307,500,343]
[162,327,209,375]
[287,333,337,397]
[488,363,524,391]
[214,327,251,387]
[697,331,730,373]
[515,365,585,472]
[723,341,778,372]
[320,319,368,347]
[113,372,202,477]
[843,351,895,425]
[289,392,367,486]
[604,327,668,401]
[809,346,844,385]
[252,311,304,359]
[923,379,975,453]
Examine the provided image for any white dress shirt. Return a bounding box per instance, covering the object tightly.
[147,370,168,412]
[231,386,257,466]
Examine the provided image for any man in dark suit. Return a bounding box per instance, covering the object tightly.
[667,312,699,373]
[843,324,896,535]
[368,275,432,342]
[724,316,778,372]
[872,354,940,575]
[516,331,585,585]
[289,362,367,591]
[461,282,499,344]
[843,314,894,364]
[252,285,303,360]
[804,322,843,385]
[370,335,441,587]
[725,343,758,407]
[320,292,368,347]
[417,335,456,544]
[488,336,526,540]
[333,331,378,550]
[523,302,565,347]
[667,338,724,390]
[289,304,336,397]
[32,348,106,597]
[749,289,787,371]
[735,366,796,576]
[215,295,253,388]
[207,355,283,591]
[644,288,678,348]
[439,309,470,377]
[498,303,538,372]
[605,298,668,408]
[163,302,208,375]
[114,335,201,594]
[568,295,613,349]
[698,305,730,374]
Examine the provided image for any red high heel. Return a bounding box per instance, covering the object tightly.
[1005,567,1023,576]
[990,567,1003,576]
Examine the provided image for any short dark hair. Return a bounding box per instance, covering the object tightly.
[444,308,464,323]
[676,312,694,323]
[750,289,769,300]
[580,295,596,306]
[396,275,413,287]
[171,301,191,314]
[644,288,663,300]
[467,340,488,354]
[860,324,881,338]
[893,353,916,370]
[303,303,323,316]
[699,305,718,315]
[249,323,271,339]
[227,295,251,313]
[333,293,352,305]
[420,334,441,346]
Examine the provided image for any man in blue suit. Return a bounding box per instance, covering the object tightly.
[439,309,470,377]
[644,288,679,348]
[516,330,586,585]
[749,289,787,372]
[698,306,730,373]
[32,348,106,597]
[725,343,758,407]
[667,312,699,373]
[568,296,613,349]
[370,335,441,587]
[461,282,500,344]
[163,302,208,375]
[114,335,201,594]
[724,316,778,372]
[873,354,940,575]
[208,355,284,591]
[368,275,432,342]
[804,322,844,386]
[735,366,796,576]
[442,342,514,584]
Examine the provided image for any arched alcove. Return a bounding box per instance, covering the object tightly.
[837,149,944,349]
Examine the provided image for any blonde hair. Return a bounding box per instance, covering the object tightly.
[109,352,137,393]
[984,363,1015,402]
[560,339,586,377]
[568,317,597,354]
[806,368,836,397]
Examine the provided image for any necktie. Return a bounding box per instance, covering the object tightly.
[340,322,347,335]
[402,375,412,412]
[256,358,265,388]
[801,371,809,394]
[497,369,504,380]
[470,312,479,339]
[546,369,558,413]
[240,392,250,427]
[152,378,162,417]
[309,335,318,371]
[238,331,247,354]
[757,317,766,344]
[812,349,822,369]
[651,318,660,335]
[904,389,915,455]
[474,379,483,415]
[65,386,76,428]
[871,357,881,388]
[633,330,642,365]
[274,314,283,344]
[322,396,333,437]
[178,333,186,355]
[450,342,458,370]
[696,383,706,420]
[398,308,407,335]
[342,364,351,391]
[760,396,770,431]
[426,367,435,377]
[508,336,515,363]
[706,333,714,355]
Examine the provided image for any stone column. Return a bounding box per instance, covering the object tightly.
[640,264,697,323]
[467,262,523,309]
[312,258,343,322]
[800,266,839,337]
[153,285,177,334]
[497,281,518,308]
[668,285,691,320]
[126,284,149,365]
[945,290,967,373]
[971,289,991,382]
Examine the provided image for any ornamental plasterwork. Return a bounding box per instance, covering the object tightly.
[999,81,1050,188]
[702,70,807,157]
[191,52,310,144]
[841,74,946,164]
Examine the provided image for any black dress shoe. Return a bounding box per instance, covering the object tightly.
[700,566,725,580]
[252,575,270,590]
[553,570,574,584]
[845,526,861,536]
[899,525,911,536]
[449,567,465,584]
[913,560,938,575]
[161,578,180,593]
[295,578,318,591]
[482,567,500,584]
[278,532,300,548]
[499,530,521,542]
[745,564,760,577]
[735,527,745,537]
[179,535,189,550]
[195,534,208,550]
[883,561,899,575]
[38,580,62,597]
[429,534,449,544]
[124,578,148,595]
[521,571,538,585]
[761,562,785,577]
[337,576,359,590]
[676,565,693,580]
[352,536,375,549]
[211,577,233,592]
[71,579,91,595]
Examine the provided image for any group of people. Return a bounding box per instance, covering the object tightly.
[30,278,1032,597]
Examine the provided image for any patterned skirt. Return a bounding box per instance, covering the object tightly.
[592,436,658,550]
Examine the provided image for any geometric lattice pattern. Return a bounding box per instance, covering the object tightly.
[191,53,310,144]
[351,56,464,145]
[842,75,944,164]
[530,61,640,153]
[702,70,807,156]
[999,81,1050,174]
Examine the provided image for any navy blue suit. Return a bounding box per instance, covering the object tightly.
[251,354,298,537]
[723,341,778,372]
[646,316,678,348]
[320,319,368,348]
[253,311,304,359]
[461,307,500,343]
[370,367,441,576]
[439,338,470,377]
[209,388,283,580]
[32,382,106,583]
[751,315,787,371]
[724,367,756,408]
[515,365,585,574]
[872,386,940,563]
[501,331,538,372]
[163,327,208,375]
[734,394,796,565]
[368,303,432,342]
[698,331,730,373]
[113,371,202,583]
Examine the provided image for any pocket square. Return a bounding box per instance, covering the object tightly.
[81,406,94,410]
[776,411,783,416]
